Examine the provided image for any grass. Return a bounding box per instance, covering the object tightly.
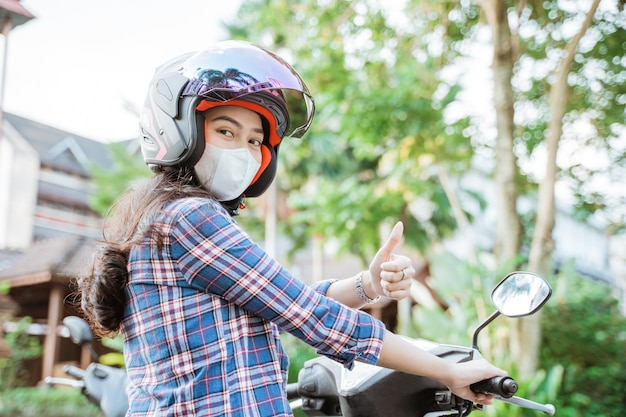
[0,387,103,417]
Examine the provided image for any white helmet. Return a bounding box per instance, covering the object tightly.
[139,40,315,198]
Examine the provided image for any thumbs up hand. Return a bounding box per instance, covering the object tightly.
[368,221,414,300]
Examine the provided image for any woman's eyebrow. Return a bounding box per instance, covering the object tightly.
[211,115,241,127]
[211,115,264,135]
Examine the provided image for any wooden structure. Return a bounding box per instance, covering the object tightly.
[0,235,98,381]
[0,112,135,383]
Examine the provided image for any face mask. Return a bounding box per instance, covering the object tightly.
[195,144,262,201]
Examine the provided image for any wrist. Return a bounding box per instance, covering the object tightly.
[355,271,381,304]
[436,361,457,388]
[362,270,378,297]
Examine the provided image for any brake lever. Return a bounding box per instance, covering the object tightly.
[496,395,556,415]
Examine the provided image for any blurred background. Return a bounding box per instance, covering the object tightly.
[2,0,243,141]
[0,0,624,416]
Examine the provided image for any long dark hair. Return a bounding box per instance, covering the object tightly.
[77,167,212,337]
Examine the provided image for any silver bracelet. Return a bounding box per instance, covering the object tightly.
[355,272,381,304]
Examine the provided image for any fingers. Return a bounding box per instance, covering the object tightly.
[448,360,508,405]
[375,221,404,261]
[465,359,508,379]
[379,278,411,297]
[369,221,410,300]
[451,387,496,406]
[482,361,508,378]
[474,393,496,406]
[380,286,411,300]
[380,259,414,282]
[378,263,413,299]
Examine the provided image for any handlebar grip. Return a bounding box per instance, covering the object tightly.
[63,364,86,380]
[286,382,299,400]
[470,376,518,398]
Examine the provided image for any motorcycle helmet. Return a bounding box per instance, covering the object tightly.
[139,40,315,201]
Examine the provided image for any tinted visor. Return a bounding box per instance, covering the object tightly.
[180,41,315,138]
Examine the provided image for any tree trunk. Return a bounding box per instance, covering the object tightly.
[478,0,522,264]
[479,0,525,370]
[523,0,601,377]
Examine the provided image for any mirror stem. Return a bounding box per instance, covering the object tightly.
[87,344,99,362]
[472,310,501,351]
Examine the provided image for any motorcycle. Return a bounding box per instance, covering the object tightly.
[286,271,557,417]
[44,316,129,417]
[46,271,555,417]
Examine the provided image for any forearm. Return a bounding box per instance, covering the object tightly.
[324,271,379,309]
[376,330,508,405]
[376,330,453,383]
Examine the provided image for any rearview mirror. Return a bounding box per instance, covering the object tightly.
[491,272,552,317]
[63,316,94,346]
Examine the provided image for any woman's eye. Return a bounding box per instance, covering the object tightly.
[250,138,262,147]
[219,129,234,137]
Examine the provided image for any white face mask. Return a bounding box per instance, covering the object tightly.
[195,144,262,201]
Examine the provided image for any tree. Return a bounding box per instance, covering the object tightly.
[89,142,151,216]
[226,0,481,263]
[226,0,626,378]
[475,0,625,376]
[478,0,522,267]
[86,1,625,389]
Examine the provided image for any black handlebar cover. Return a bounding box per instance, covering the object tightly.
[470,376,518,398]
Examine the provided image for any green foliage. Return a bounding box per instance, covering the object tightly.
[0,317,43,391]
[0,387,103,416]
[408,250,486,344]
[101,334,123,352]
[99,334,125,368]
[407,250,531,346]
[405,254,568,415]
[512,0,626,232]
[540,266,626,416]
[89,142,152,216]
[226,0,481,260]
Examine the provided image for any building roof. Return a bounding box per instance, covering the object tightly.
[0,248,23,272]
[4,112,132,176]
[0,0,36,28]
[0,235,98,287]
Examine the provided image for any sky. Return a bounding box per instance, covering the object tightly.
[2,0,243,142]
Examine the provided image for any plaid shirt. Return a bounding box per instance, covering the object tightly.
[121,197,385,416]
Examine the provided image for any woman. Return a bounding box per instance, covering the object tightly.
[78,40,505,417]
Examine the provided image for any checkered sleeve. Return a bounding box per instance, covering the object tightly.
[167,198,385,368]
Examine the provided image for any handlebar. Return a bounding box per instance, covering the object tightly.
[470,376,518,398]
[63,364,86,380]
[498,395,556,415]
[286,382,299,400]
[44,376,85,389]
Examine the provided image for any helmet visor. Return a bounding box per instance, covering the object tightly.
[180,41,315,138]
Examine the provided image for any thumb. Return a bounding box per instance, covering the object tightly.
[376,221,404,261]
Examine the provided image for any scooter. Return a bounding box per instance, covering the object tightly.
[286,271,557,417]
[46,271,555,417]
[43,316,129,417]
